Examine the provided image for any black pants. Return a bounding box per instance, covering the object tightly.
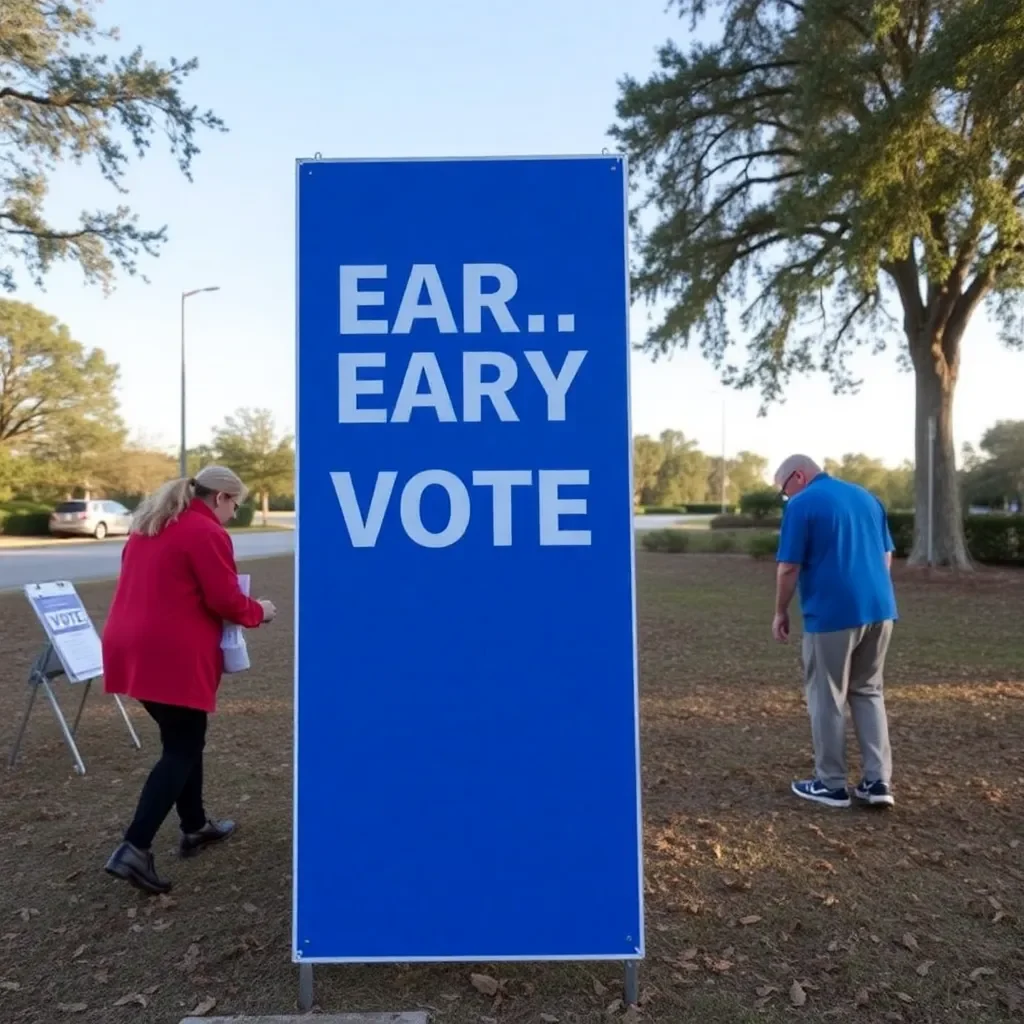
[124,701,208,850]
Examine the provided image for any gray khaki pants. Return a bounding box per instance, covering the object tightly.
[802,621,894,791]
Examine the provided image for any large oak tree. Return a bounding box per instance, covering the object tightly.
[613,0,1024,567]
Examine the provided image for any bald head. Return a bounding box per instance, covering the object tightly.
[774,454,821,498]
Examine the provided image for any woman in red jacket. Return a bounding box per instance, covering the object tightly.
[102,465,277,894]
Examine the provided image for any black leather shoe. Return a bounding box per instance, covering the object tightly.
[104,842,172,894]
[180,818,236,858]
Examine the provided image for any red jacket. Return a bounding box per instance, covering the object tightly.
[103,500,265,713]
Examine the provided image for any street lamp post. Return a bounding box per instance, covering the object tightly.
[180,286,220,478]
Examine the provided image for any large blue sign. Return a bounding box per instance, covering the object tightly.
[294,156,642,964]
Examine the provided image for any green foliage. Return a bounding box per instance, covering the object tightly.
[710,532,738,553]
[711,513,782,530]
[886,512,1023,565]
[212,408,294,525]
[232,503,255,528]
[961,420,1024,506]
[684,502,737,514]
[887,512,916,557]
[739,488,783,519]
[614,0,1024,400]
[748,532,781,560]
[0,0,225,290]
[633,431,765,507]
[614,0,1024,567]
[964,516,1024,565]
[824,455,914,509]
[0,500,50,536]
[707,451,769,507]
[639,504,687,514]
[640,528,691,553]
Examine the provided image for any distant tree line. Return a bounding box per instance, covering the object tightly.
[634,427,1023,512]
[0,299,293,525]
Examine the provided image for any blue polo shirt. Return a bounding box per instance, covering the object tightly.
[776,474,897,633]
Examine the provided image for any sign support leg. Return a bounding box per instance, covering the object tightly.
[298,961,314,1011]
[624,961,639,1006]
[113,695,142,749]
[42,679,87,775]
[71,680,92,735]
[8,679,40,768]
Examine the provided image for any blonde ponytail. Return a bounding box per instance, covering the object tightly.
[131,478,194,536]
[131,465,248,537]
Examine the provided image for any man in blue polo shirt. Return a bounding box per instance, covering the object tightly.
[772,454,897,809]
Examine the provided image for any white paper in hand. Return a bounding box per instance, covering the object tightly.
[221,574,251,674]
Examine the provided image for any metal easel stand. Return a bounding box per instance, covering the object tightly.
[296,959,633,1012]
[8,642,141,775]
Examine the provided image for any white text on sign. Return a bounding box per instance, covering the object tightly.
[332,263,593,548]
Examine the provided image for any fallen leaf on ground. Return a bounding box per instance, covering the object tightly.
[188,996,217,1016]
[970,967,996,982]
[71,945,86,959]
[855,987,870,1005]
[755,984,778,997]
[790,980,807,1006]
[242,903,257,914]
[901,932,919,951]
[541,1015,560,1023]
[739,915,762,926]
[916,960,935,977]
[896,991,914,1003]
[113,993,148,1008]
[0,981,21,992]
[605,997,623,1015]
[470,973,499,996]
[593,978,609,996]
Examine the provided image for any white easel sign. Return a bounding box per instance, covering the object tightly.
[26,582,103,682]
[9,581,140,775]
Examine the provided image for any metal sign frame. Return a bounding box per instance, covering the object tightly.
[293,154,644,1006]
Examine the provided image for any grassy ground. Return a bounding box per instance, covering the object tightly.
[1,554,1022,1023]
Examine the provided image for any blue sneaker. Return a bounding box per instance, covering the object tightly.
[854,779,895,808]
[791,779,851,808]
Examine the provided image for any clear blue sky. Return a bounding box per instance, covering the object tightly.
[17,0,1022,475]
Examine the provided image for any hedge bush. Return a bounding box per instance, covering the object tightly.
[233,503,256,528]
[0,501,52,536]
[640,529,690,553]
[748,532,781,560]
[886,513,1023,566]
[739,488,783,519]
[685,502,737,515]
[711,513,782,530]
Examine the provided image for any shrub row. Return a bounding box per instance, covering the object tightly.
[640,528,780,559]
[636,503,738,515]
[0,500,258,536]
[0,502,52,536]
[644,514,1024,567]
[887,512,1024,566]
[710,514,782,530]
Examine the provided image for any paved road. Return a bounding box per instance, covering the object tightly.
[0,531,297,592]
[0,514,707,591]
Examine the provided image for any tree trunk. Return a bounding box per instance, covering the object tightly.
[261,489,269,527]
[907,354,971,569]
